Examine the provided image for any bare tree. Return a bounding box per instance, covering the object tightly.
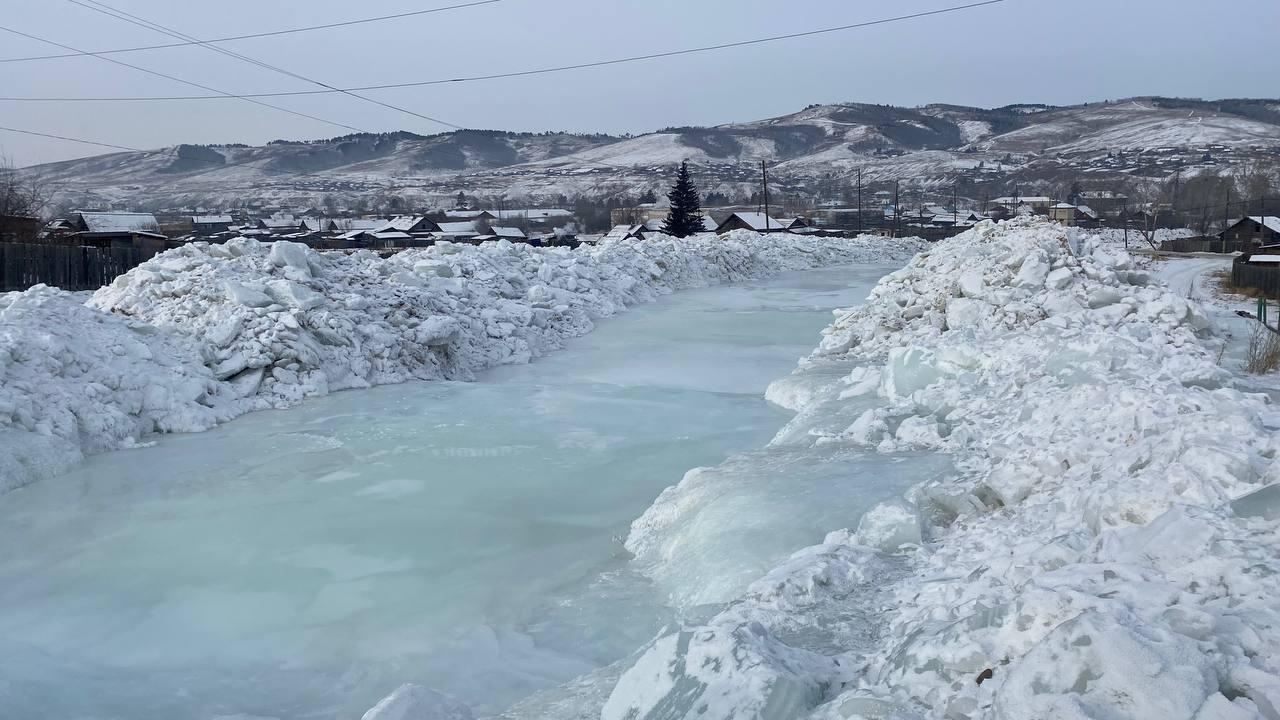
[0,154,51,219]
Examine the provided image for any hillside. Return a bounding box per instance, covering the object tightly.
[23,97,1280,211]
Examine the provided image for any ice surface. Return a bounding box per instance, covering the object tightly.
[0,266,898,720]
[625,449,950,608]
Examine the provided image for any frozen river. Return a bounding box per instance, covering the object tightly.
[0,264,913,720]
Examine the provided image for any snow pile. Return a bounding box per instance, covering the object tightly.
[604,217,1280,719]
[0,232,922,491]
[1084,226,1198,250]
[0,287,217,493]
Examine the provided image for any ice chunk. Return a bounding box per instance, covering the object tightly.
[224,281,274,308]
[603,625,831,720]
[945,297,986,330]
[883,347,944,399]
[1087,287,1124,309]
[1045,267,1072,290]
[993,611,1218,720]
[855,502,922,552]
[1230,483,1280,521]
[362,684,474,720]
[268,241,312,276]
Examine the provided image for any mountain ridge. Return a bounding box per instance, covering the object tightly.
[21,96,1280,211]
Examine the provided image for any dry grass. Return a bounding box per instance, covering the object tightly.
[1245,322,1280,374]
[1213,269,1268,299]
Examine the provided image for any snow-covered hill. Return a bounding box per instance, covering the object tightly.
[21,97,1280,210]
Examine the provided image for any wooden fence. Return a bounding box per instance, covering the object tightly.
[0,243,144,292]
[1158,237,1249,254]
[1232,257,1280,297]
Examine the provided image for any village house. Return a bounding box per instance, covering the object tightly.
[1221,216,1280,248]
[1048,203,1078,226]
[0,215,41,244]
[60,211,168,257]
[490,226,527,241]
[715,213,795,234]
[434,221,484,242]
[990,196,1054,213]
[191,214,234,235]
[257,215,303,233]
[443,209,498,223]
[1075,190,1128,214]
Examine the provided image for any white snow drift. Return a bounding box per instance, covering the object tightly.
[602,217,1280,720]
[0,231,921,492]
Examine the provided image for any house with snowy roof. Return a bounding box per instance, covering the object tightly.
[67,211,168,255]
[490,226,526,241]
[990,196,1054,213]
[256,215,303,233]
[434,221,483,241]
[1048,203,1079,226]
[1221,216,1280,248]
[191,215,233,235]
[714,212,793,234]
[375,216,441,236]
[443,209,498,223]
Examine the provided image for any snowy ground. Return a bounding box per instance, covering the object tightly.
[0,232,923,494]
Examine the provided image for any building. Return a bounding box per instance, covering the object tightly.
[0,215,40,243]
[443,209,498,223]
[66,211,167,256]
[375,216,441,236]
[610,203,669,227]
[990,196,1054,213]
[715,213,792,234]
[257,215,303,233]
[493,209,573,225]
[1221,216,1280,248]
[1075,205,1101,228]
[1076,191,1128,214]
[1048,203,1078,226]
[192,214,233,235]
[490,226,527,241]
[434,221,483,241]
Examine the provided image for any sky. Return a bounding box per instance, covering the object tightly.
[2,0,1278,167]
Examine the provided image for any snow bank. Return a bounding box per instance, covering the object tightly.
[604,217,1280,719]
[0,232,921,492]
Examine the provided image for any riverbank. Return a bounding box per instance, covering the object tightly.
[591,217,1280,719]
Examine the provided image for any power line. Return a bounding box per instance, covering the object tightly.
[0,124,141,153]
[0,123,417,190]
[0,0,504,64]
[0,1,1005,102]
[0,23,369,134]
[65,0,466,130]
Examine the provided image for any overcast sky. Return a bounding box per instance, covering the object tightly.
[2,0,1278,167]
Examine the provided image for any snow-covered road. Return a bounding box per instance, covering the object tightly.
[1152,253,1232,301]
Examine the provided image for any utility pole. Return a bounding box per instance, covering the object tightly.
[761,160,771,233]
[1224,190,1231,253]
[856,168,863,234]
[1122,200,1129,250]
[893,179,901,239]
[952,186,958,226]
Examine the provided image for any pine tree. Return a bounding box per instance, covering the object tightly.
[662,161,703,238]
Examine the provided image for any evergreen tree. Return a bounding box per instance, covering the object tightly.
[662,162,703,238]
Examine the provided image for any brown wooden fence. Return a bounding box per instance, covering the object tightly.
[1232,257,1280,297]
[1158,237,1250,254]
[0,243,144,292]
